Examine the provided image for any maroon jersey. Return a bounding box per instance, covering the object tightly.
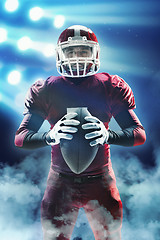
[20,72,136,176]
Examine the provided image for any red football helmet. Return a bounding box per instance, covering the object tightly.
[56,25,100,77]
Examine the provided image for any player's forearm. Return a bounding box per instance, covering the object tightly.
[108,109,146,147]
[23,130,48,149]
[14,113,48,149]
[108,125,146,146]
[15,129,49,149]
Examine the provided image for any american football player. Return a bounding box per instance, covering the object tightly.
[15,25,146,240]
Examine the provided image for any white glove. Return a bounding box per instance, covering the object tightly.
[82,115,109,147]
[46,112,80,146]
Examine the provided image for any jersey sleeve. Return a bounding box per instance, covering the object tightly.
[23,79,48,119]
[109,75,136,117]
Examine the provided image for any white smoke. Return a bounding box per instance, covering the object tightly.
[71,208,94,240]
[77,200,121,239]
[0,147,160,240]
[72,147,160,240]
[0,150,50,240]
[112,148,160,240]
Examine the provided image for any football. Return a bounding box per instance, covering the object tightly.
[60,107,99,174]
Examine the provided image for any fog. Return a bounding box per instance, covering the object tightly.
[0,146,160,239]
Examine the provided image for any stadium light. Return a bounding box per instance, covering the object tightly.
[54,15,65,28]
[5,0,19,12]
[17,36,32,51]
[0,28,7,43]
[29,7,44,21]
[8,70,21,85]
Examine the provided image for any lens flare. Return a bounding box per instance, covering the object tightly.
[29,7,44,21]
[17,36,32,51]
[8,70,21,85]
[54,15,65,28]
[5,0,19,12]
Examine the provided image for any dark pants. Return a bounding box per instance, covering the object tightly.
[41,169,123,240]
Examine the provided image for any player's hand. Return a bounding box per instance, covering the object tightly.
[46,113,80,146]
[82,116,109,147]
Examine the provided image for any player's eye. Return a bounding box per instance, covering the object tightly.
[81,50,91,57]
[67,51,74,57]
